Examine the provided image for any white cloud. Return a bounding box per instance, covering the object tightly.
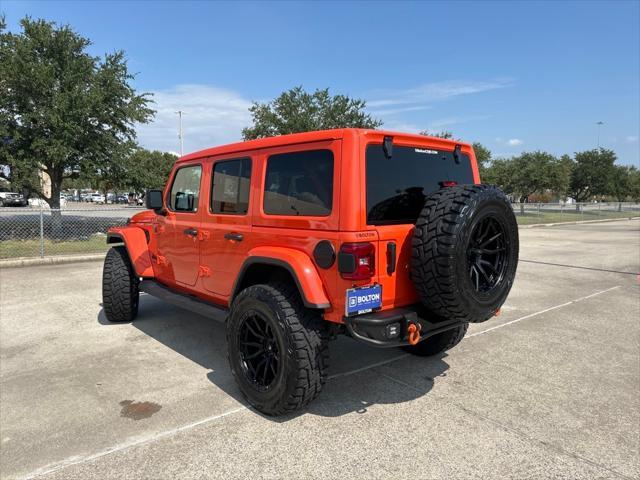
[136,84,252,154]
[367,78,513,109]
[626,135,638,144]
[507,138,523,146]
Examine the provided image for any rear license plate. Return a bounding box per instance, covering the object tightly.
[345,284,382,316]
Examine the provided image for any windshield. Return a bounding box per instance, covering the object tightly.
[366,144,474,225]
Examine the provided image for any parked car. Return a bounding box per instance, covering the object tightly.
[102,129,519,416]
[90,193,105,204]
[0,188,28,207]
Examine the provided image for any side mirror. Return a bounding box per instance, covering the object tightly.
[146,189,164,211]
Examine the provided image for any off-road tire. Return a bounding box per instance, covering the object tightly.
[402,323,469,356]
[102,246,139,323]
[226,283,329,416]
[411,185,518,323]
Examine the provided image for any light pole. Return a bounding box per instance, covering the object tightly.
[596,121,604,149]
[175,110,186,156]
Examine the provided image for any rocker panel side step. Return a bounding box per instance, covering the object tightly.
[139,280,228,322]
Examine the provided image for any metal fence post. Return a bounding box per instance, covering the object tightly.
[39,202,45,258]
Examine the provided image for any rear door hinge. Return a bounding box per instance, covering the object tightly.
[197,230,210,241]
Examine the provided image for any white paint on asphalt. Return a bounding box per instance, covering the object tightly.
[22,284,623,480]
[24,407,248,480]
[466,285,621,339]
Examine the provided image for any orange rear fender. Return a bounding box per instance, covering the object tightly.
[107,226,154,278]
[234,246,330,309]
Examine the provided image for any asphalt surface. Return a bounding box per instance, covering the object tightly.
[1,219,638,480]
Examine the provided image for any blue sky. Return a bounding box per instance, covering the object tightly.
[2,0,639,165]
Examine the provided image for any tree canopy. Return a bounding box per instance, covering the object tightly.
[484,151,570,203]
[242,86,381,140]
[0,17,154,207]
[567,148,617,202]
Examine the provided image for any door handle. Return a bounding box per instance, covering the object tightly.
[224,232,244,242]
[184,228,198,237]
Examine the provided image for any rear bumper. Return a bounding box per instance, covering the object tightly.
[344,305,465,348]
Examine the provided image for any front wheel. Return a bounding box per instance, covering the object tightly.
[102,246,139,322]
[226,283,329,416]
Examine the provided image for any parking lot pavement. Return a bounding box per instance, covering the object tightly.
[1,219,638,480]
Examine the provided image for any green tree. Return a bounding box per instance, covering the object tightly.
[242,86,381,140]
[0,17,153,212]
[121,148,177,192]
[484,151,568,214]
[473,142,492,175]
[567,148,616,205]
[628,167,640,202]
[610,165,637,210]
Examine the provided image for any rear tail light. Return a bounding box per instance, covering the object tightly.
[338,242,375,280]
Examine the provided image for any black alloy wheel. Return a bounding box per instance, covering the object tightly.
[238,312,281,390]
[467,216,508,294]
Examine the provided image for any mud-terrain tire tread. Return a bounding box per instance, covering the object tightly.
[403,323,469,356]
[227,282,329,416]
[102,246,139,322]
[411,184,518,323]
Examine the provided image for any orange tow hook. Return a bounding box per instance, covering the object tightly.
[407,323,421,346]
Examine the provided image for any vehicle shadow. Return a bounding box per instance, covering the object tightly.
[97,295,449,420]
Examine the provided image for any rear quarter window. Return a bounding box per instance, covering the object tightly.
[366,144,473,225]
[264,149,334,216]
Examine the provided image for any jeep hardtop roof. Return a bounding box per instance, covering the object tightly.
[178,128,472,163]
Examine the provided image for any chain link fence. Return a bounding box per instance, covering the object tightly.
[0,204,143,259]
[1,202,639,260]
[511,202,640,225]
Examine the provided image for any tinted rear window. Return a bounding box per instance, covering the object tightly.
[264,149,334,216]
[366,144,473,225]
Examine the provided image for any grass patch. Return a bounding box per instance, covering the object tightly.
[516,210,636,225]
[0,235,110,259]
[1,211,637,259]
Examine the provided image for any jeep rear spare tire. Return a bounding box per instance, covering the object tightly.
[411,185,518,323]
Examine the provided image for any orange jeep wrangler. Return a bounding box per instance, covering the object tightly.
[103,129,518,415]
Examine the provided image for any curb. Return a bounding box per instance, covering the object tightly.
[518,216,640,229]
[0,253,106,269]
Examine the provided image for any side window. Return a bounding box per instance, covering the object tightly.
[211,158,252,214]
[264,149,334,216]
[169,165,202,212]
